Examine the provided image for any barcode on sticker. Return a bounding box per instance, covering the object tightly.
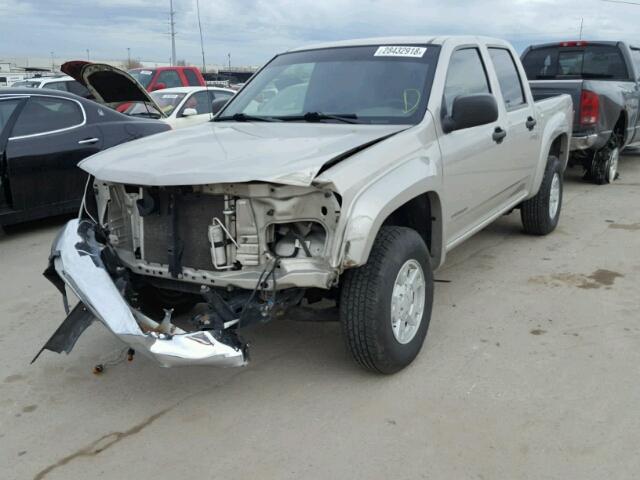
[374,46,427,58]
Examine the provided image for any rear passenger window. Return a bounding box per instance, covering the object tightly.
[489,48,526,110]
[156,70,182,88]
[11,97,83,137]
[443,48,490,114]
[46,82,68,92]
[184,69,200,86]
[66,81,92,98]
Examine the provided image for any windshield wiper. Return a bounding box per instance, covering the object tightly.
[214,113,280,122]
[277,112,359,124]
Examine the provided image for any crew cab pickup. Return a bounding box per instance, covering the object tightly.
[39,36,572,374]
[522,40,640,184]
[128,66,206,91]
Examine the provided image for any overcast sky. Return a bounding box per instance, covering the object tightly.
[1,0,639,67]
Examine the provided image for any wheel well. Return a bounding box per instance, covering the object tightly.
[381,192,442,266]
[614,113,627,141]
[549,134,567,159]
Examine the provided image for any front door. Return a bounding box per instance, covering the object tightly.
[5,95,102,212]
[437,47,507,246]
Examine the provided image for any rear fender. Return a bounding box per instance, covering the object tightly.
[531,115,570,195]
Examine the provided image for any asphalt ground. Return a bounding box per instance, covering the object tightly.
[1,152,639,480]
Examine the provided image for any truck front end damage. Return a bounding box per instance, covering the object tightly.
[38,180,341,367]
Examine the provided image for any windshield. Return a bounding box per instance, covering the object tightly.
[522,45,629,80]
[126,91,186,117]
[128,69,155,89]
[11,81,40,88]
[217,45,440,124]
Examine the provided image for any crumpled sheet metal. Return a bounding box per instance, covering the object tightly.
[51,219,247,368]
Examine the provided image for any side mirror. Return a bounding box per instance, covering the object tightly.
[442,93,499,133]
[211,98,229,115]
[151,82,166,92]
[181,107,198,117]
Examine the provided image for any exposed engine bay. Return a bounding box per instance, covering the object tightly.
[98,181,340,290]
[37,180,342,367]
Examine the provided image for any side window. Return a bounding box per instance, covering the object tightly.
[184,69,201,86]
[181,91,211,115]
[45,81,68,92]
[156,70,182,88]
[213,91,233,101]
[443,48,490,114]
[11,97,83,137]
[0,99,23,133]
[488,48,526,110]
[66,81,92,98]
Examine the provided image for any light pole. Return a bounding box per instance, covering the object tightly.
[127,47,131,67]
[227,53,231,70]
[169,0,177,66]
[86,49,90,61]
[50,51,55,72]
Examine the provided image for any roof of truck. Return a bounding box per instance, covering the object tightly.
[525,40,626,49]
[287,35,509,53]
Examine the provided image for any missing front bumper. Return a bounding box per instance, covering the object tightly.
[38,219,248,368]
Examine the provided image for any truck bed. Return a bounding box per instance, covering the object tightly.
[529,80,583,129]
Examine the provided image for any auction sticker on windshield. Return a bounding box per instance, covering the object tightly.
[374,46,427,58]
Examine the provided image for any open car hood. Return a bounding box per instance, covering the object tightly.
[61,61,165,116]
[79,122,406,187]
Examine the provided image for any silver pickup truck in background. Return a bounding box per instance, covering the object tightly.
[39,36,572,374]
[522,40,640,184]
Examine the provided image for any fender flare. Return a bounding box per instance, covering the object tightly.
[531,118,570,195]
[336,156,443,270]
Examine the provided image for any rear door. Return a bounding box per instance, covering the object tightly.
[487,46,539,190]
[437,47,507,244]
[5,95,102,212]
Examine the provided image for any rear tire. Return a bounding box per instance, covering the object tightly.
[521,155,563,236]
[339,226,434,374]
[587,133,621,185]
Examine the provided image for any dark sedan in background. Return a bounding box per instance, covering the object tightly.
[0,88,170,226]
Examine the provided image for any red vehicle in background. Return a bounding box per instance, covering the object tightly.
[120,66,206,112]
[128,66,206,91]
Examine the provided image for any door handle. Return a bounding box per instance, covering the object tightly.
[526,116,537,131]
[78,137,99,145]
[492,127,507,144]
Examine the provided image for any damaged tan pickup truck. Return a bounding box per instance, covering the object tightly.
[39,36,572,373]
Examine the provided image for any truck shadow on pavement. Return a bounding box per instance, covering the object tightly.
[0,213,75,241]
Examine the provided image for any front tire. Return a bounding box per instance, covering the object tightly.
[339,226,434,374]
[521,155,563,235]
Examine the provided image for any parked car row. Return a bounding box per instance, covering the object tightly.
[10,75,92,98]
[0,88,171,225]
[0,63,236,226]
